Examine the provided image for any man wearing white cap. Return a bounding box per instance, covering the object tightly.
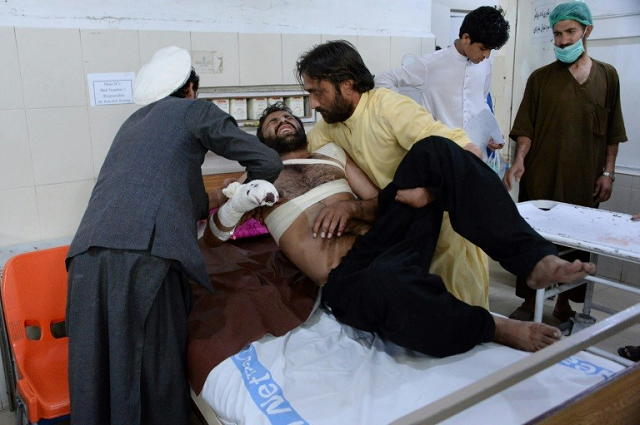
[65,46,282,424]
[503,2,627,322]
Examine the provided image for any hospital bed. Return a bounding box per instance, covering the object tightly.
[517,200,640,323]
[187,226,640,425]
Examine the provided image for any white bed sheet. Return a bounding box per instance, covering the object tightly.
[200,307,623,425]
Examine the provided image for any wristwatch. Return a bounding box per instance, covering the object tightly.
[602,171,615,182]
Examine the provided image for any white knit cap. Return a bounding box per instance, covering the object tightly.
[133,46,192,106]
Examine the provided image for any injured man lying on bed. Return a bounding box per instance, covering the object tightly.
[202,102,595,358]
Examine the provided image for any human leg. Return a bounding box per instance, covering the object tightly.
[324,185,561,356]
[510,247,589,321]
[66,248,181,425]
[140,265,192,425]
[323,202,496,357]
[67,250,112,425]
[323,203,561,356]
[384,137,593,287]
[493,316,561,351]
[509,277,536,321]
[553,249,589,320]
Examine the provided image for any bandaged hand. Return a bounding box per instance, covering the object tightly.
[217,180,279,228]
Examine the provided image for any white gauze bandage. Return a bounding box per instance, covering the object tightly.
[217,180,279,228]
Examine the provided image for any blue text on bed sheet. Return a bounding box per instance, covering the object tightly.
[233,345,309,425]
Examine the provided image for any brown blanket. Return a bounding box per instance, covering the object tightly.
[187,236,319,394]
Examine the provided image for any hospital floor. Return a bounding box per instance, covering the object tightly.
[0,261,638,425]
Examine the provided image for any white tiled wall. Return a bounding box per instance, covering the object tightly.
[0,26,430,248]
[192,32,241,87]
[281,34,322,84]
[0,28,23,111]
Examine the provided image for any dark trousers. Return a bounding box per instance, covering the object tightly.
[514,247,589,302]
[66,248,192,425]
[322,137,557,357]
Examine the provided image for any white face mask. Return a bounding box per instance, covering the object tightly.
[554,35,585,64]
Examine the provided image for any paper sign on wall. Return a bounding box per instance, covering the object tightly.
[532,1,554,44]
[88,72,135,106]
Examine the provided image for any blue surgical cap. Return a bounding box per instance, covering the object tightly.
[549,2,593,28]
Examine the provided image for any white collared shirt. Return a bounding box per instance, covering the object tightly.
[375,44,492,129]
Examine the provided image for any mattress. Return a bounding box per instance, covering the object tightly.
[200,307,624,425]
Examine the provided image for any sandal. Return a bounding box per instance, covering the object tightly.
[617,346,640,362]
[508,306,534,321]
[552,308,576,323]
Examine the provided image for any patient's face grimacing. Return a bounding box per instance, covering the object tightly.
[261,110,307,153]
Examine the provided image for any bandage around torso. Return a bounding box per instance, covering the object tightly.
[265,143,352,244]
[265,179,353,244]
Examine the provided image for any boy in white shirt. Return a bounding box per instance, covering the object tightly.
[375,5,510,150]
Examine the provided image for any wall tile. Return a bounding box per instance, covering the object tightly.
[26,107,94,185]
[357,36,391,77]
[239,33,282,86]
[0,27,24,110]
[629,188,640,214]
[601,185,631,213]
[0,110,34,190]
[138,31,191,66]
[282,34,322,85]
[0,187,41,246]
[614,172,633,189]
[16,28,87,108]
[88,103,140,177]
[632,175,640,191]
[81,29,141,74]
[621,261,640,290]
[390,36,423,69]
[81,29,141,106]
[37,180,95,241]
[191,32,240,88]
[595,256,623,280]
[421,36,437,55]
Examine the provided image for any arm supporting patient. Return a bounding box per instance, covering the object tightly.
[312,197,378,238]
[313,153,380,238]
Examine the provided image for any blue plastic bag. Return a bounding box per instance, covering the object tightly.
[487,149,508,179]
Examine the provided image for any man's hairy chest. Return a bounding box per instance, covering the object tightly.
[276,154,345,201]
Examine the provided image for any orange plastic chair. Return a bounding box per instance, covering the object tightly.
[1,245,71,424]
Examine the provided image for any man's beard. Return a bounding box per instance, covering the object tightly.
[264,130,307,154]
[316,92,355,124]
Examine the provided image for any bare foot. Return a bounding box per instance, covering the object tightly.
[395,187,435,208]
[526,255,596,290]
[493,316,561,352]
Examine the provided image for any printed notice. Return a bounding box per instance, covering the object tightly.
[88,72,135,106]
[532,1,554,44]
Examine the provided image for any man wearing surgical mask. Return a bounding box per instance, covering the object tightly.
[503,2,628,323]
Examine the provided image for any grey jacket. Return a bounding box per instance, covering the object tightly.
[68,96,282,289]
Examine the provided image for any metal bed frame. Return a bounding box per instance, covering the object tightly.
[516,200,640,324]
